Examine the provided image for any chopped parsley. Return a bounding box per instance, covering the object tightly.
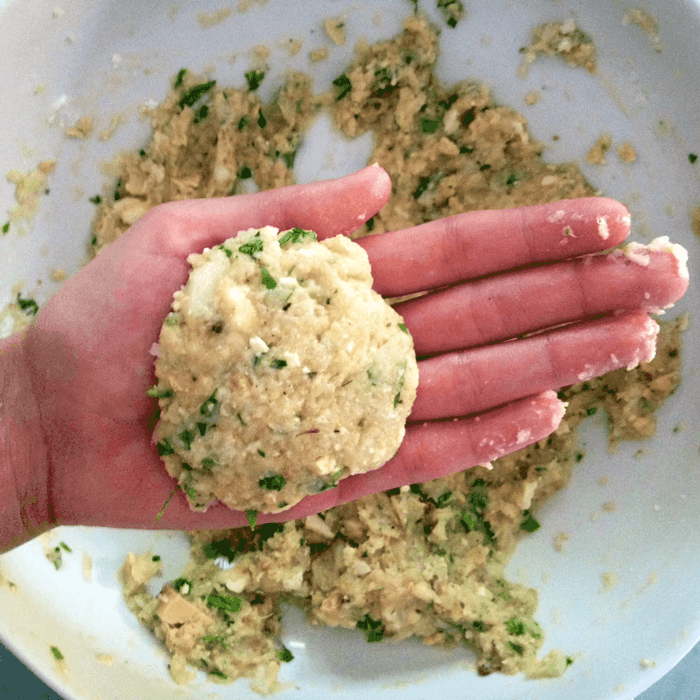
[509,641,524,655]
[421,117,441,133]
[356,613,385,642]
[237,116,249,130]
[50,646,64,661]
[154,488,177,523]
[689,153,698,164]
[206,593,243,614]
[520,511,540,533]
[239,236,264,256]
[257,109,267,128]
[173,577,192,594]
[193,104,209,123]
[278,227,317,245]
[398,322,409,333]
[459,479,495,543]
[282,149,297,168]
[200,390,219,417]
[16,293,39,316]
[245,70,265,91]
[246,509,259,530]
[89,195,102,204]
[261,268,277,289]
[201,635,227,647]
[237,165,253,179]
[203,538,239,562]
[1,221,9,234]
[332,73,352,100]
[146,385,174,398]
[209,669,228,680]
[174,68,187,88]
[278,646,294,662]
[270,358,287,369]
[178,80,216,109]
[259,473,286,491]
[59,541,72,552]
[157,438,175,456]
[179,428,195,450]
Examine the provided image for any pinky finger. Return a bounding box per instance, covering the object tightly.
[272,390,566,521]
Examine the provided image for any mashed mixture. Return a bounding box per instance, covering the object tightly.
[152,225,417,513]
[113,14,683,692]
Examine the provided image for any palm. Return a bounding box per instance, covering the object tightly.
[23,166,687,531]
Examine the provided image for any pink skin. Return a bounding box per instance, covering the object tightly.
[6,164,688,539]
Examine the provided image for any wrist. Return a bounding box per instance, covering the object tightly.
[0,332,52,553]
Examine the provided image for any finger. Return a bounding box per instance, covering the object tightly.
[409,310,659,422]
[399,243,689,355]
[131,162,391,258]
[135,390,565,531]
[359,197,631,297]
[263,390,566,521]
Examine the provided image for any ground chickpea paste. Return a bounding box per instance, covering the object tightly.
[152,225,418,513]
[111,15,684,692]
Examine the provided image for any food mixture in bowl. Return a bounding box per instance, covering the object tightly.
[151,224,418,513]
[110,13,684,693]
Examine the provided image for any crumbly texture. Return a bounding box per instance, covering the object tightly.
[518,19,597,77]
[111,15,683,691]
[152,226,418,513]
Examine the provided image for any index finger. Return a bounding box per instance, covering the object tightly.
[360,197,631,297]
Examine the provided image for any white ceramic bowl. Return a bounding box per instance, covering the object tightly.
[1,1,699,699]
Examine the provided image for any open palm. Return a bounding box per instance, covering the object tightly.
[22,165,687,532]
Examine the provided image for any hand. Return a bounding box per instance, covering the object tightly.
[15,165,688,536]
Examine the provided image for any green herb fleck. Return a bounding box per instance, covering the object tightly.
[520,511,540,533]
[209,669,228,680]
[59,541,72,553]
[278,227,317,246]
[238,165,253,179]
[421,117,441,133]
[506,173,518,186]
[16,293,39,316]
[586,406,598,416]
[157,438,175,457]
[237,116,249,130]
[154,488,177,523]
[174,68,187,88]
[201,635,227,647]
[282,149,297,168]
[245,70,265,91]
[151,555,161,562]
[366,217,375,231]
[179,428,195,450]
[146,385,174,398]
[333,73,352,100]
[89,195,102,204]
[278,647,294,662]
[203,538,239,562]
[356,613,385,642]
[257,109,267,128]
[689,153,698,164]
[239,237,264,256]
[206,593,243,614]
[261,268,277,289]
[179,80,216,109]
[566,656,574,666]
[50,646,64,661]
[193,104,209,123]
[505,617,526,636]
[1,221,9,234]
[259,474,286,491]
[113,178,123,201]
[509,641,524,655]
[173,577,192,594]
[398,322,409,334]
[270,358,287,369]
[246,510,258,530]
[200,390,218,417]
